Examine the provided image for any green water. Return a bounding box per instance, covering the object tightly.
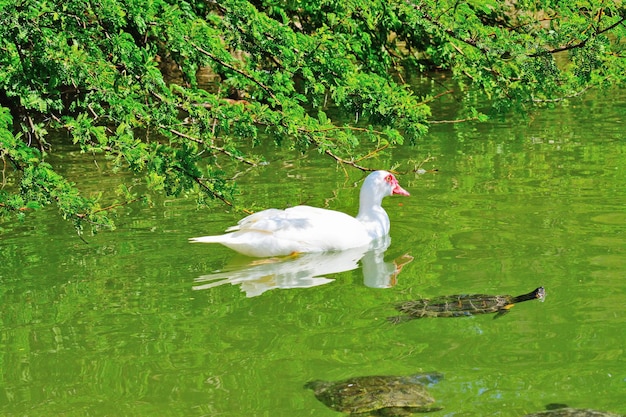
[1,90,625,417]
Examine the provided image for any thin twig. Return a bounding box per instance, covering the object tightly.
[75,197,144,219]
[190,42,278,102]
[417,89,454,106]
[355,143,389,163]
[531,85,593,102]
[0,202,30,211]
[187,172,253,215]
[323,149,374,171]
[528,15,626,57]
[296,124,386,135]
[429,116,480,124]
[163,126,258,166]
[1,154,6,189]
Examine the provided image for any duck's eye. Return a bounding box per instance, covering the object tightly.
[385,174,393,183]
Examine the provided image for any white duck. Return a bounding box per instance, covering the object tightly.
[189,170,409,257]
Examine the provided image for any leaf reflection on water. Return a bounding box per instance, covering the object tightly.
[192,236,413,297]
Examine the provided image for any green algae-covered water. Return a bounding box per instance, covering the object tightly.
[1,90,625,416]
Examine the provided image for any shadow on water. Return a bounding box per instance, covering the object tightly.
[192,236,414,297]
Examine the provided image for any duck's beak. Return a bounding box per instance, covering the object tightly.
[392,182,410,196]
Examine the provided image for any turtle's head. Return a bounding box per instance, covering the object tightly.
[535,287,546,301]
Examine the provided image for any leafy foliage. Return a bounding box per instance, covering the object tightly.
[1,0,625,231]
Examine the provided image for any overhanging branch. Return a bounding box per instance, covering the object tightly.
[529,15,626,57]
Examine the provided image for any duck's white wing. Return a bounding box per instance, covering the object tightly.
[190,205,370,257]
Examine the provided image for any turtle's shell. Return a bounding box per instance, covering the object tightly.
[305,373,442,415]
[394,293,515,319]
[522,408,624,417]
[389,287,544,322]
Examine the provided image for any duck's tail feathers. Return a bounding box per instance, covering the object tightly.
[189,235,225,243]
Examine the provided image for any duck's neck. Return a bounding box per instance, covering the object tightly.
[356,193,390,239]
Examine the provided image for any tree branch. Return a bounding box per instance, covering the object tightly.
[429,116,481,124]
[528,15,626,57]
[163,126,259,166]
[416,89,454,106]
[190,42,278,103]
[76,197,144,219]
[323,149,374,171]
[177,167,253,215]
[531,85,593,102]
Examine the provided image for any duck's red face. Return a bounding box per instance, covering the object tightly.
[385,174,410,196]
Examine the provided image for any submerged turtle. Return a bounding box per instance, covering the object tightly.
[305,372,443,416]
[523,407,624,417]
[388,287,545,323]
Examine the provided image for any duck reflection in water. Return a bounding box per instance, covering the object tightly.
[192,236,413,297]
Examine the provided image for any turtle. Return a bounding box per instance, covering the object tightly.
[522,406,624,417]
[305,372,443,416]
[388,287,545,323]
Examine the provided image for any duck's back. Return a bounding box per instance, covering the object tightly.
[199,205,371,257]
